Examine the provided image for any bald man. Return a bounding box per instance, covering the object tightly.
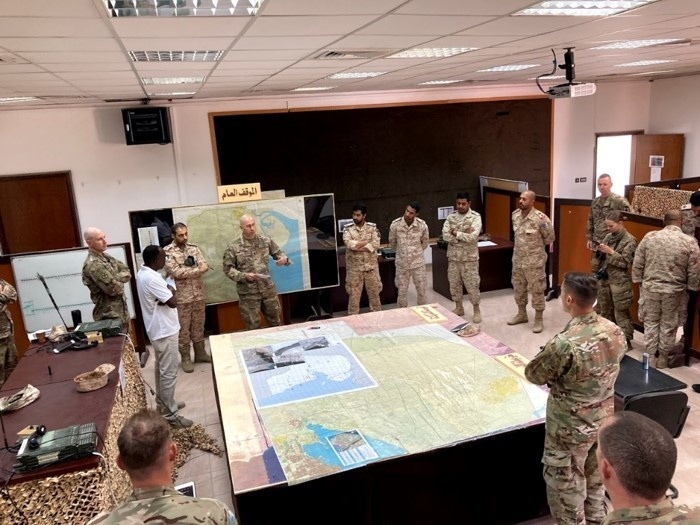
[509,190,556,333]
[223,214,291,330]
[82,227,131,326]
[632,210,700,368]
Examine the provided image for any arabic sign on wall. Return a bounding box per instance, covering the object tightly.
[218,182,262,203]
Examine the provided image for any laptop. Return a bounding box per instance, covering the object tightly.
[14,422,99,473]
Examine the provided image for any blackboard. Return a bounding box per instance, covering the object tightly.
[212,98,552,242]
[11,245,136,333]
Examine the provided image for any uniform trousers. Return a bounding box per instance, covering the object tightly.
[447,261,480,305]
[512,263,546,310]
[177,299,206,347]
[239,291,281,330]
[395,265,427,308]
[346,268,382,315]
[639,290,685,358]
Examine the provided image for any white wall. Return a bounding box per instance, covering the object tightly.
[648,75,700,177]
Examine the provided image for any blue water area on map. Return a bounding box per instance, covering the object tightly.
[256,368,375,408]
[259,210,304,293]
[302,423,406,468]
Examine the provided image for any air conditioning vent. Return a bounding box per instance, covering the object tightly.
[313,50,395,60]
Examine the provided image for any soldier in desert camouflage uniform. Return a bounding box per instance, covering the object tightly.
[525,272,626,525]
[389,202,429,308]
[82,227,131,326]
[0,278,18,388]
[680,191,700,238]
[223,214,290,330]
[343,203,382,315]
[587,174,631,273]
[632,210,700,369]
[598,412,700,525]
[441,192,482,323]
[164,223,211,373]
[595,211,637,346]
[509,190,556,333]
[87,409,236,525]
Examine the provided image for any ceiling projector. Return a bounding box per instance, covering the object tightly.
[547,82,597,99]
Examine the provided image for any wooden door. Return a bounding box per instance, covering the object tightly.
[0,172,81,254]
[630,134,684,184]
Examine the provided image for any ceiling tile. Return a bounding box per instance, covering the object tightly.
[233,35,342,50]
[245,15,379,36]
[121,37,235,50]
[395,0,534,16]
[261,0,405,16]
[17,51,130,64]
[0,18,112,38]
[111,17,250,38]
[357,15,494,35]
[0,38,121,52]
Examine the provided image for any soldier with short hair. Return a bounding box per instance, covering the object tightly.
[441,192,482,323]
[223,214,290,330]
[587,174,631,273]
[82,227,131,326]
[508,190,555,333]
[87,409,236,525]
[525,272,626,525]
[343,203,382,315]
[389,202,429,308]
[0,278,18,388]
[595,210,637,347]
[680,190,700,237]
[632,210,700,369]
[164,222,211,373]
[598,411,700,525]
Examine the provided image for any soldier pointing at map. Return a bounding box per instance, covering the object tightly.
[223,214,291,330]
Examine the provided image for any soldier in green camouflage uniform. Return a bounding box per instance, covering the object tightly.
[82,227,131,325]
[509,190,556,333]
[343,204,382,315]
[0,278,18,388]
[441,192,482,323]
[87,409,236,525]
[597,411,700,525]
[389,202,429,308]
[525,272,626,525]
[223,214,290,330]
[587,175,631,273]
[595,211,637,344]
[164,223,211,373]
[632,210,700,369]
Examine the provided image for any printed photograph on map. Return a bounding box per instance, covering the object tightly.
[327,429,378,467]
[241,334,377,409]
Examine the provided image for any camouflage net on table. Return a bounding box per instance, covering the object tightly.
[631,185,692,218]
[1,340,147,525]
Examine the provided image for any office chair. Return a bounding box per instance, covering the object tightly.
[623,390,690,499]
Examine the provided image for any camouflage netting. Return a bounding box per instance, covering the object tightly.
[632,185,692,218]
[1,341,146,525]
[172,425,223,481]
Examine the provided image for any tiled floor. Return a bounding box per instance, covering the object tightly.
[142,266,700,523]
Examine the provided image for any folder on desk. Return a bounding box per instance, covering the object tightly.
[494,352,530,380]
[14,422,99,472]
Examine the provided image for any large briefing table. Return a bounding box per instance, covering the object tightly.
[0,335,147,524]
[211,305,549,524]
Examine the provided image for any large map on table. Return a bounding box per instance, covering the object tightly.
[173,197,307,304]
[224,314,547,486]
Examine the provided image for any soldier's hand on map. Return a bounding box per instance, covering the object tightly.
[198,261,209,273]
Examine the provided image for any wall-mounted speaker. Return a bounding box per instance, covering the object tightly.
[122,107,172,146]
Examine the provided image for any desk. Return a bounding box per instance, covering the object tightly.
[614,355,687,408]
[431,238,514,299]
[0,336,147,524]
[211,305,548,524]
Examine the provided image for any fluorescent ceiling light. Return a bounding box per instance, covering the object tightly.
[130,51,223,62]
[514,1,658,17]
[292,86,337,92]
[0,96,40,104]
[419,80,463,85]
[478,64,540,72]
[591,39,688,50]
[629,70,675,76]
[104,0,264,17]
[529,74,565,80]
[327,72,385,79]
[388,48,478,59]
[149,91,197,96]
[142,77,205,85]
[614,59,675,67]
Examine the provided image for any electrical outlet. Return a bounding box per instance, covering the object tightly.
[580,177,587,183]
[575,178,580,183]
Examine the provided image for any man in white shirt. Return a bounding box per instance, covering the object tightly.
[136,245,192,428]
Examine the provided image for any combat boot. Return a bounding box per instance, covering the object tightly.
[532,310,544,333]
[472,304,482,324]
[193,340,212,363]
[179,344,194,373]
[656,353,669,369]
[507,306,528,325]
[453,301,465,316]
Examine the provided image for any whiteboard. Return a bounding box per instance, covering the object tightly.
[11,246,136,333]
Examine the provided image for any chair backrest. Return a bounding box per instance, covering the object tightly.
[622,390,690,438]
